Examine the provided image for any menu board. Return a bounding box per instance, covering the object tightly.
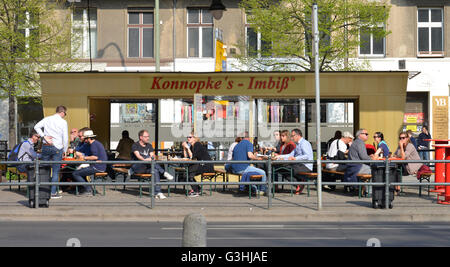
[432,96,449,139]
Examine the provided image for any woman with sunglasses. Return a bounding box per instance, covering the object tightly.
[391,131,422,194]
[373,132,390,159]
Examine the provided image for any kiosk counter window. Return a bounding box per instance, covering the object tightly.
[110,102,157,150]
[159,96,251,155]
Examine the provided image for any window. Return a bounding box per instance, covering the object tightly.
[17,10,39,55]
[72,8,97,58]
[417,8,443,56]
[359,25,385,56]
[128,9,154,58]
[187,8,213,58]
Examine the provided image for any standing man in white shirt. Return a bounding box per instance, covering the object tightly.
[34,105,69,199]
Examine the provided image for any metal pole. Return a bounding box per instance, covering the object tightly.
[385,158,390,208]
[155,0,160,72]
[151,160,155,209]
[313,3,322,210]
[267,158,272,209]
[34,160,39,209]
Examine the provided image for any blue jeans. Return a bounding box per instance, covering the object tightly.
[131,163,165,194]
[41,145,63,195]
[237,166,267,192]
[418,150,430,165]
[72,166,97,193]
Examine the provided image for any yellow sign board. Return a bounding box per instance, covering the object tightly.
[215,39,226,72]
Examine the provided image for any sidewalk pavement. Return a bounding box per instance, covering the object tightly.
[0,175,449,222]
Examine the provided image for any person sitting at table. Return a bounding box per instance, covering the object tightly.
[326,130,342,151]
[115,130,134,160]
[17,130,41,173]
[225,137,242,172]
[372,132,390,160]
[326,131,353,172]
[71,130,107,197]
[275,129,313,195]
[182,139,192,159]
[69,128,81,151]
[261,130,281,155]
[277,130,296,156]
[182,133,215,197]
[130,130,173,200]
[344,129,374,193]
[75,127,92,159]
[229,132,267,196]
[390,131,422,194]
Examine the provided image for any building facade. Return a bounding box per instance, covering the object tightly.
[2,0,449,153]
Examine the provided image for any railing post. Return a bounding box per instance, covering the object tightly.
[385,157,390,209]
[151,160,155,209]
[34,159,39,209]
[267,158,272,209]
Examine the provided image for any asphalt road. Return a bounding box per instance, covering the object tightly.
[0,221,449,247]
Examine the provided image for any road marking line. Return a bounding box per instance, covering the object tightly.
[149,237,348,240]
[162,227,430,230]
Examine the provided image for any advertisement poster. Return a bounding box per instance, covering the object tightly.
[432,96,448,140]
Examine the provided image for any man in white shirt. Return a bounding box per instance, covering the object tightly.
[34,105,69,199]
[326,131,353,171]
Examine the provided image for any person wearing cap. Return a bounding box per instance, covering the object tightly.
[326,131,353,172]
[71,130,108,196]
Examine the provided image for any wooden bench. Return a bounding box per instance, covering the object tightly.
[297,172,318,197]
[92,172,108,196]
[418,172,433,197]
[132,173,152,198]
[214,169,228,191]
[322,169,345,191]
[357,173,372,198]
[201,172,217,196]
[112,163,131,191]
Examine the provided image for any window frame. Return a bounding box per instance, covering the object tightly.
[186,8,214,58]
[71,7,97,59]
[358,24,386,58]
[244,12,273,58]
[417,7,444,57]
[127,10,154,58]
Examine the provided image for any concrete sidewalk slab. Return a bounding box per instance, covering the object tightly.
[0,177,448,222]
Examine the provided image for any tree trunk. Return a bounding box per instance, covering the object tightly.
[8,93,16,149]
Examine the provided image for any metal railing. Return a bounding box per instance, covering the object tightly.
[1,158,449,210]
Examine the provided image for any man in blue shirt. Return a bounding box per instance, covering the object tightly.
[276,129,313,194]
[72,130,107,196]
[230,132,267,195]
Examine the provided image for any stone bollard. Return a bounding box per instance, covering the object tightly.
[182,213,207,247]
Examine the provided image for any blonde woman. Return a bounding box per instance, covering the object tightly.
[183,134,214,197]
[391,131,422,194]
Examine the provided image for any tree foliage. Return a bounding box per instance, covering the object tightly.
[236,0,391,71]
[0,0,75,146]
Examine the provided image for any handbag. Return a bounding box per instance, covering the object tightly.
[333,140,347,161]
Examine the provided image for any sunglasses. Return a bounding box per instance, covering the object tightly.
[187,136,193,139]
[399,136,407,140]
[373,136,379,138]
[362,133,369,136]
